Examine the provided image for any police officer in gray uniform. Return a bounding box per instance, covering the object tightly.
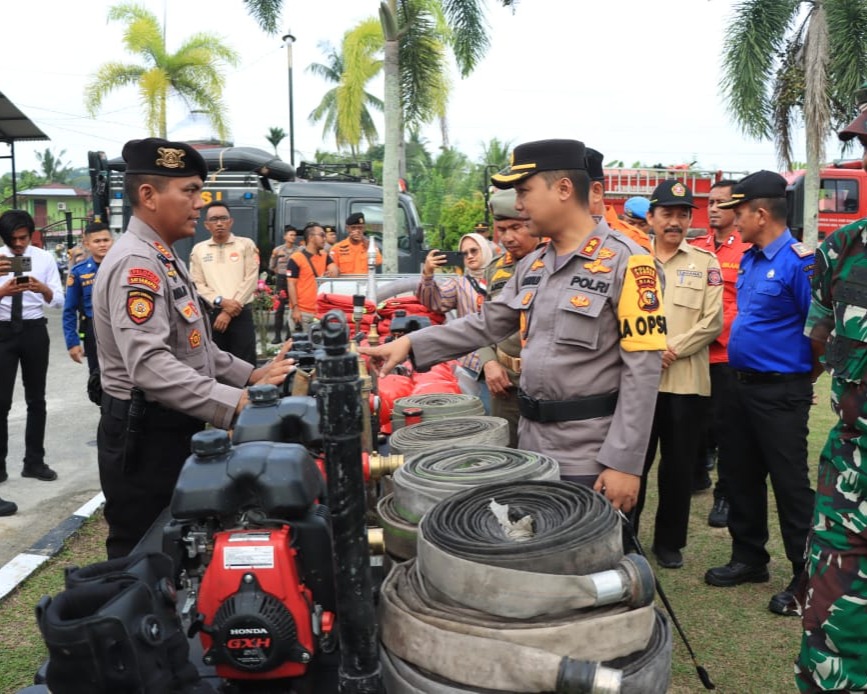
[92,138,294,558]
[363,139,666,511]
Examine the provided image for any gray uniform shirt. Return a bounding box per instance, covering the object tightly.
[92,217,253,429]
[410,221,665,478]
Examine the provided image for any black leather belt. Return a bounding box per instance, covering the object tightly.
[0,318,46,326]
[101,393,201,429]
[734,370,810,385]
[518,389,618,423]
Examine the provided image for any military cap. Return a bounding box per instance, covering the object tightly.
[489,189,521,219]
[323,225,336,234]
[585,148,605,182]
[346,212,366,226]
[121,137,207,180]
[623,196,650,220]
[491,139,587,189]
[838,83,867,142]
[717,170,787,209]
[649,179,697,209]
[473,222,490,233]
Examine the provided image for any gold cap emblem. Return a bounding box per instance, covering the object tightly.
[155,147,186,169]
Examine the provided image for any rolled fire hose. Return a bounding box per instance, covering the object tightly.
[380,607,672,694]
[379,560,647,693]
[377,493,419,561]
[391,393,485,431]
[391,446,561,524]
[389,416,509,456]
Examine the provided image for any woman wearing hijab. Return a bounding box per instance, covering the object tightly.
[416,232,494,412]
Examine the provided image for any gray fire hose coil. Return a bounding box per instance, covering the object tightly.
[392,446,561,523]
[377,493,418,560]
[392,393,485,431]
[380,607,671,694]
[389,416,509,456]
[379,560,648,692]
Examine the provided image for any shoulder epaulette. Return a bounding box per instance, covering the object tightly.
[690,244,716,256]
[790,242,814,258]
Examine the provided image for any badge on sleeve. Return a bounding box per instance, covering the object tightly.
[707,267,723,286]
[127,267,161,292]
[127,290,155,325]
[617,255,667,352]
[66,273,75,287]
[188,329,202,349]
[790,242,813,258]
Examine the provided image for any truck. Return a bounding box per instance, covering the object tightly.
[785,159,867,241]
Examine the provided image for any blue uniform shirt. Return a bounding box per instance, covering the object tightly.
[728,228,814,373]
[62,257,99,349]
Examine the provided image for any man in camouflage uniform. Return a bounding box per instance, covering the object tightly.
[476,189,541,447]
[796,96,867,692]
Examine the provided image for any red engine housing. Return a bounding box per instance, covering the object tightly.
[196,526,317,680]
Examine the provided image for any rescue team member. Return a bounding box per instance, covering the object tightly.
[362,139,666,511]
[631,181,723,569]
[331,212,382,274]
[0,209,64,490]
[622,197,651,234]
[689,180,751,526]
[286,222,338,333]
[63,222,114,374]
[269,224,298,343]
[704,171,814,617]
[417,232,494,412]
[475,189,540,447]
[92,138,294,558]
[796,105,867,693]
[585,148,653,253]
[190,202,259,365]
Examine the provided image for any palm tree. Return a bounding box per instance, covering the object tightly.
[84,3,239,141]
[243,0,282,34]
[265,126,287,155]
[721,0,867,248]
[34,148,73,184]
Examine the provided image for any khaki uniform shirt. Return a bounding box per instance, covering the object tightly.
[410,222,666,478]
[92,217,253,429]
[653,239,724,396]
[269,243,294,277]
[189,234,259,306]
[477,251,523,384]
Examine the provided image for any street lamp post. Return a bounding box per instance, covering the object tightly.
[282,30,296,167]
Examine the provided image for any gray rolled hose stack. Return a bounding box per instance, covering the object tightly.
[388,416,509,456]
[391,393,485,431]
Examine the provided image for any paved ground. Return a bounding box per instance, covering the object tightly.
[0,308,102,568]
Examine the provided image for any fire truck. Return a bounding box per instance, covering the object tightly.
[601,166,747,236]
[786,159,867,241]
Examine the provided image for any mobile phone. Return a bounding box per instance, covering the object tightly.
[15,276,29,285]
[11,257,31,273]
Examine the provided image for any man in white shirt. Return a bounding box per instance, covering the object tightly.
[0,210,65,513]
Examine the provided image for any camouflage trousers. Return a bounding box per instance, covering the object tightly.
[795,433,867,693]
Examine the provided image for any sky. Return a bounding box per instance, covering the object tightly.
[0,0,853,179]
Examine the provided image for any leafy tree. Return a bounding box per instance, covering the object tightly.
[265,126,287,155]
[243,0,283,34]
[721,0,867,247]
[34,148,73,184]
[85,3,239,140]
[437,193,486,250]
[0,170,47,211]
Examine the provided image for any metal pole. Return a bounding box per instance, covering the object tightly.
[64,211,73,251]
[282,30,296,168]
[10,142,17,209]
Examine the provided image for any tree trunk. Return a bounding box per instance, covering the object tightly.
[802,1,829,249]
[381,2,400,273]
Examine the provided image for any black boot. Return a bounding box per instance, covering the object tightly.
[63,552,207,693]
[36,578,176,693]
[0,496,16,516]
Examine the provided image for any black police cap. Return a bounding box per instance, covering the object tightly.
[121,137,207,180]
[346,212,366,226]
[717,170,787,209]
[649,179,697,209]
[585,148,605,182]
[491,139,587,189]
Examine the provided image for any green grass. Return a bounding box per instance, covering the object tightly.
[0,376,838,693]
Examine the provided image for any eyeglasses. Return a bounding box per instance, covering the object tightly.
[205,215,231,224]
[461,248,480,257]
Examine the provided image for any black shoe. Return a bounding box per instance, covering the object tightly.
[270,336,283,344]
[0,497,17,516]
[692,470,712,494]
[708,497,730,528]
[705,560,769,587]
[768,576,801,617]
[22,463,58,481]
[652,544,683,569]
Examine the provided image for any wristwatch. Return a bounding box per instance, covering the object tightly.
[214,296,223,308]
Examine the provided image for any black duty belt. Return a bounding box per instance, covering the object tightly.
[734,370,810,385]
[518,389,618,423]
[101,393,201,430]
[0,318,46,326]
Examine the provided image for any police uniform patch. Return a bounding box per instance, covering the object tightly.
[155,146,186,169]
[153,242,174,260]
[579,237,601,257]
[188,329,201,349]
[181,301,199,319]
[804,263,815,274]
[570,294,591,308]
[790,242,814,258]
[521,291,533,306]
[707,267,723,286]
[127,267,161,292]
[66,274,75,287]
[618,256,667,351]
[229,252,240,262]
[583,250,615,275]
[127,290,155,324]
[671,183,686,197]
[530,259,545,271]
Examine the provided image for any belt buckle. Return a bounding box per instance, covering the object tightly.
[518,390,538,418]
